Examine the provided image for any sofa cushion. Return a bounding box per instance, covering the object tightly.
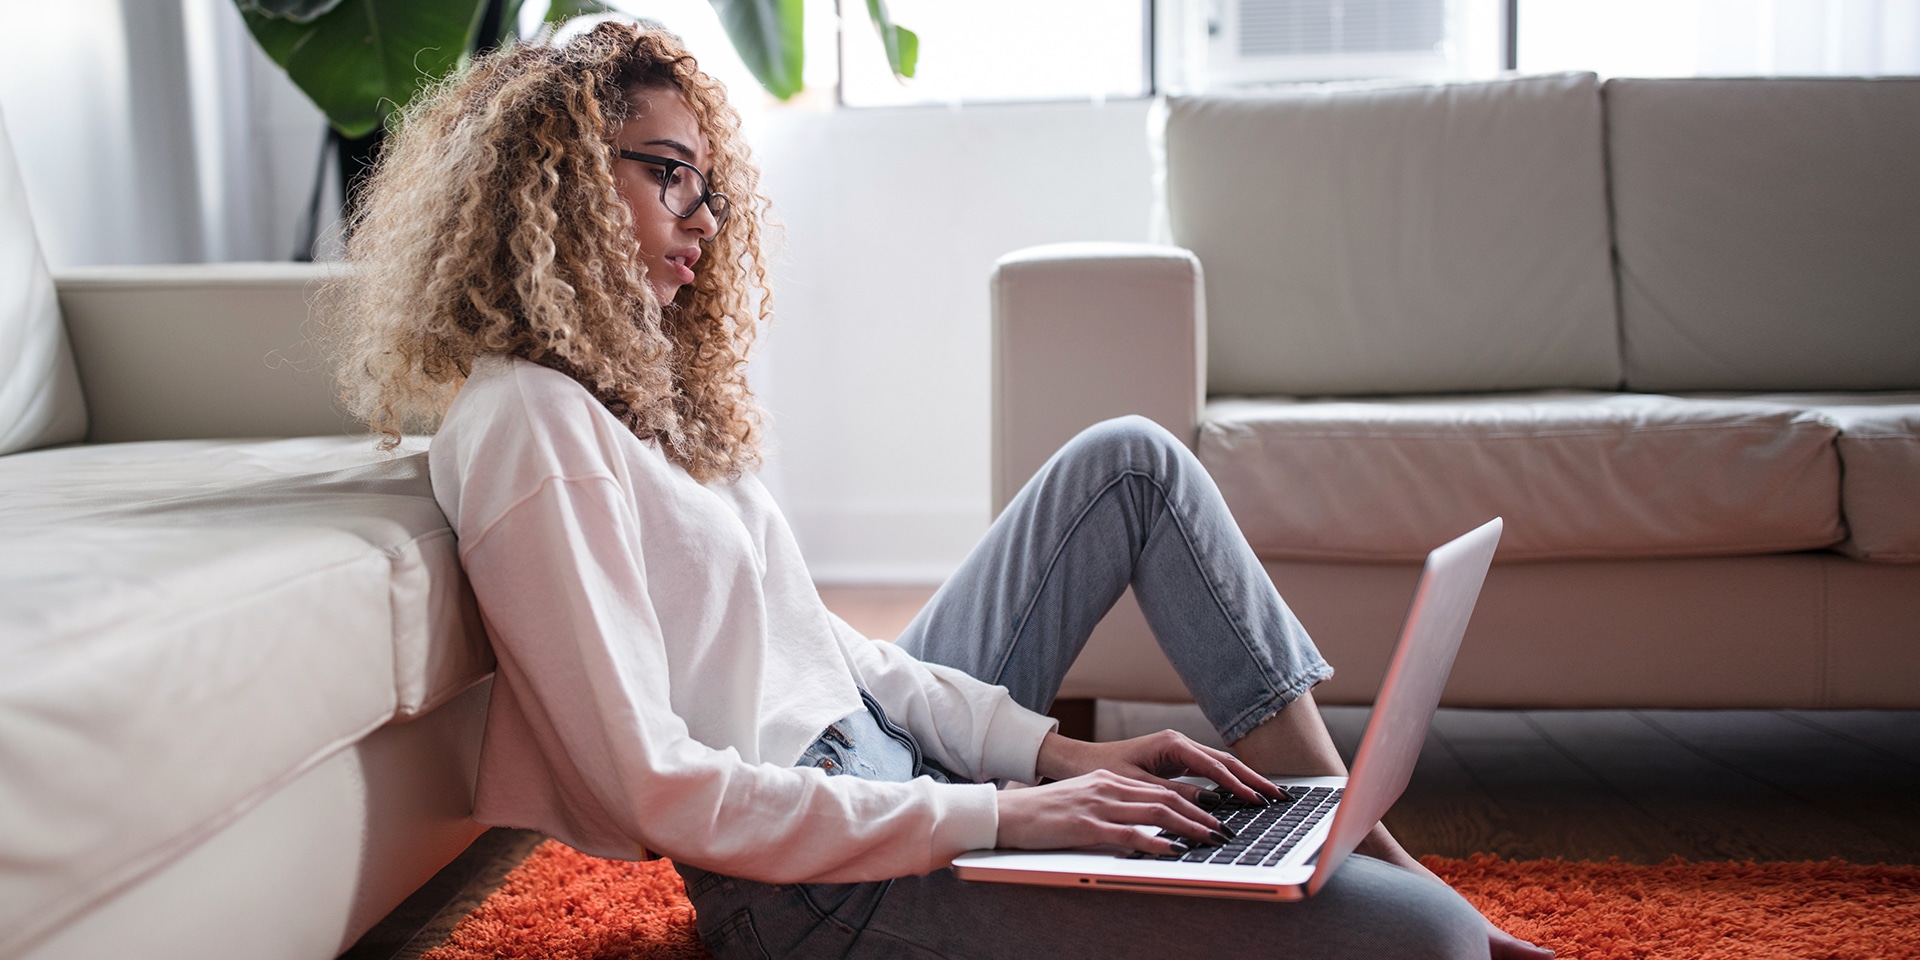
[1199,392,1843,562]
[1161,73,1621,397]
[0,106,87,454]
[0,524,396,958]
[1819,402,1920,563]
[0,436,490,717]
[0,436,489,957]
[1715,393,1920,563]
[1607,78,1920,391]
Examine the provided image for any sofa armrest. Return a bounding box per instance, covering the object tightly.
[991,243,1206,514]
[54,263,359,443]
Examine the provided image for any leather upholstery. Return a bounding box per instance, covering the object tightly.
[1200,392,1844,561]
[1608,78,1920,391]
[19,682,490,960]
[1163,73,1621,396]
[53,264,351,443]
[0,107,86,454]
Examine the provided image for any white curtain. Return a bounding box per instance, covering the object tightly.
[0,0,327,268]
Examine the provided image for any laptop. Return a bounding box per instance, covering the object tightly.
[954,517,1502,901]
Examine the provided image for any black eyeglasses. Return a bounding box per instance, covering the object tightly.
[617,150,731,229]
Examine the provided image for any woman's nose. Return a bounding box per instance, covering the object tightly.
[684,202,718,238]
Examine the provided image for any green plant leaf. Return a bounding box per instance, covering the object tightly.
[239,0,346,23]
[863,0,916,78]
[707,0,804,100]
[235,0,488,137]
[543,0,616,29]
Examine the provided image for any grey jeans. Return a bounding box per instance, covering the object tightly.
[676,417,1489,959]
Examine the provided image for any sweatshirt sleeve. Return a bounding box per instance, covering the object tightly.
[458,473,1002,882]
[827,614,1058,785]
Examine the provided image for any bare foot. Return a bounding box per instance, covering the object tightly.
[1485,922,1555,960]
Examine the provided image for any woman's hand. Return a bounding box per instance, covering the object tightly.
[994,770,1225,855]
[992,729,1290,856]
[1034,729,1289,806]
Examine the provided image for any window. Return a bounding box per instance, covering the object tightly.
[565,0,1918,115]
[1517,0,1920,78]
[1238,0,1449,57]
[1158,0,1506,90]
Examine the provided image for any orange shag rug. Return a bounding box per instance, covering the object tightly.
[422,841,1920,960]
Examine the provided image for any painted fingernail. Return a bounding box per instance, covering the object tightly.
[1196,789,1223,806]
[1215,825,1238,840]
[1168,841,1191,855]
[1207,829,1231,844]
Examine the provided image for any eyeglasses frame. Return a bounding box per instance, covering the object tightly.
[616,150,730,229]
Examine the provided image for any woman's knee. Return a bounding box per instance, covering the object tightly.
[1058,415,1188,475]
[1322,857,1490,960]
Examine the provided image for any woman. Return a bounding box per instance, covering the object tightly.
[332,20,1547,960]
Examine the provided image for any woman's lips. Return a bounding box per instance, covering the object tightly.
[663,249,700,284]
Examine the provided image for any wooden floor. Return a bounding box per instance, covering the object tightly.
[345,585,1920,958]
[340,828,547,960]
[1324,706,1920,864]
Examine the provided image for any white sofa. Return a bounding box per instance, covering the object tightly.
[0,111,493,960]
[994,74,1920,710]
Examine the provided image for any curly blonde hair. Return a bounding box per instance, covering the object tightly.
[329,20,768,481]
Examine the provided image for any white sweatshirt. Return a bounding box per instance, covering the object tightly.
[428,355,1057,882]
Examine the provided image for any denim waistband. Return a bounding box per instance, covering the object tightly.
[794,689,950,784]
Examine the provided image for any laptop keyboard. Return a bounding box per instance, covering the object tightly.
[1126,786,1343,867]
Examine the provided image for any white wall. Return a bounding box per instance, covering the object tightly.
[751,99,1156,582]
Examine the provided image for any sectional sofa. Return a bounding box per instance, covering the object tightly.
[0,112,492,959]
[993,74,1920,710]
